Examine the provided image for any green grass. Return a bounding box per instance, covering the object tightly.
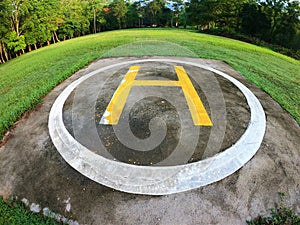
[0,28,299,140]
[0,198,59,225]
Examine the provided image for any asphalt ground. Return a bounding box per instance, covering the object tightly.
[0,57,299,224]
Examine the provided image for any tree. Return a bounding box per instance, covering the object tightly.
[188,0,218,29]
[259,0,287,42]
[126,2,139,28]
[273,0,300,47]
[96,7,108,31]
[179,0,189,28]
[146,0,165,26]
[5,31,26,56]
[7,0,30,54]
[58,0,90,40]
[215,0,247,30]
[0,0,10,62]
[167,0,184,27]
[290,29,300,50]
[259,0,300,45]
[240,3,271,39]
[110,0,127,29]
[22,0,59,50]
[10,0,26,37]
[134,0,146,27]
[88,0,99,33]
[87,0,109,33]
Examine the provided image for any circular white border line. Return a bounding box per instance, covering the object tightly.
[48,58,266,195]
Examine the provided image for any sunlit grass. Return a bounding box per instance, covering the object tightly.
[0,28,299,140]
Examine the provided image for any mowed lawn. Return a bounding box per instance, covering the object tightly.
[0,28,299,140]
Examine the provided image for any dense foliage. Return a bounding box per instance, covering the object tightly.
[0,0,299,63]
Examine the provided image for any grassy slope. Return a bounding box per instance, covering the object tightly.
[0,29,299,140]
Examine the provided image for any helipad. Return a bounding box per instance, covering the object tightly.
[49,57,266,195]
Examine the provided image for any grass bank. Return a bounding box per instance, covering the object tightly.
[0,28,299,140]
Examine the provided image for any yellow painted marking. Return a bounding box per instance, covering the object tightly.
[101,65,212,126]
[175,66,212,126]
[103,66,140,124]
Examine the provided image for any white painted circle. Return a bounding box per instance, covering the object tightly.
[49,58,266,195]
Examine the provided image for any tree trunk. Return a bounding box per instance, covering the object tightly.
[93,8,97,34]
[3,51,8,62]
[0,44,3,63]
[54,31,60,42]
[0,48,5,64]
[34,44,37,50]
[118,18,121,29]
[28,45,32,52]
[2,43,9,62]
[47,40,50,46]
[11,3,21,37]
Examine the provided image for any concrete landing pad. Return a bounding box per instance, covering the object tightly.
[0,57,299,224]
[49,58,265,195]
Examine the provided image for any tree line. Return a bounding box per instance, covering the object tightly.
[0,0,299,64]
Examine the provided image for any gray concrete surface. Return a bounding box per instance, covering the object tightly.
[0,57,299,224]
[49,58,265,195]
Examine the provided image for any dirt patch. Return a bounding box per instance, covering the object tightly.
[0,57,299,224]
